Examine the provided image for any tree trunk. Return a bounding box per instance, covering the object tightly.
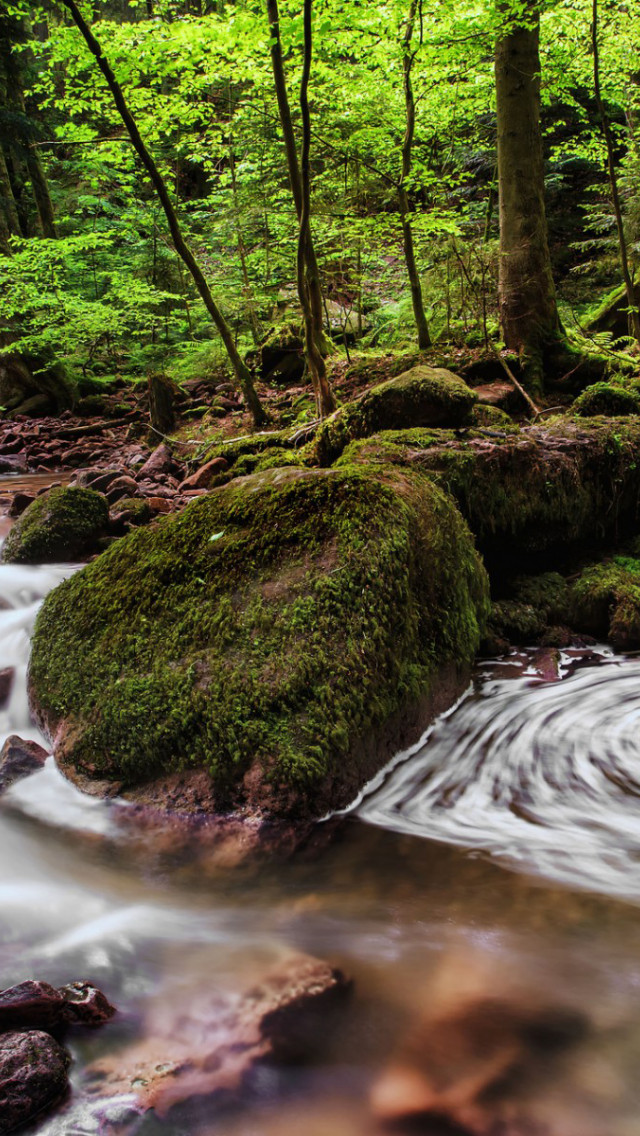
[592,0,640,346]
[495,2,563,391]
[25,146,57,238]
[148,373,176,436]
[298,0,336,416]
[61,0,267,428]
[265,0,330,361]
[399,0,431,350]
[0,150,22,250]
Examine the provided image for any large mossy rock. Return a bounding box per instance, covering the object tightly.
[1,487,109,564]
[338,418,640,565]
[29,466,488,818]
[314,366,476,466]
[572,381,640,417]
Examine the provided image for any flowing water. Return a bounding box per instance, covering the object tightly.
[2,481,640,1135]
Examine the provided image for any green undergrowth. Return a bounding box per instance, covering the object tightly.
[29,465,488,817]
[2,487,109,564]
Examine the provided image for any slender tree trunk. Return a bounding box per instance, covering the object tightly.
[61,0,267,427]
[25,147,57,238]
[298,0,335,415]
[265,0,329,360]
[0,150,22,249]
[592,0,640,345]
[399,0,431,350]
[495,1,563,391]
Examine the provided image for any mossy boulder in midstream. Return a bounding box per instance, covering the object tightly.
[28,466,488,820]
[314,366,477,466]
[1,487,109,564]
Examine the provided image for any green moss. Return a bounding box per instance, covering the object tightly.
[314,366,477,466]
[2,487,109,564]
[487,600,546,643]
[470,404,518,431]
[340,418,640,558]
[570,557,640,650]
[510,572,571,624]
[572,382,640,417]
[110,497,152,525]
[29,466,488,817]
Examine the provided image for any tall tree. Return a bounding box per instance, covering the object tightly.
[495,0,563,391]
[266,0,336,416]
[59,0,267,427]
[399,0,431,350]
[592,0,640,345]
[298,0,334,416]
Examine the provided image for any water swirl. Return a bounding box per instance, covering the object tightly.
[358,651,640,899]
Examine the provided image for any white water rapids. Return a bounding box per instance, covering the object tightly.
[358,651,640,899]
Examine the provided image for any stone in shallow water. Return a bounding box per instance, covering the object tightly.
[0,1029,70,1133]
[0,979,116,1034]
[85,953,351,1120]
[0,735,48,794]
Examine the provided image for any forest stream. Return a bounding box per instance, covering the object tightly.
[3,478,640,1136]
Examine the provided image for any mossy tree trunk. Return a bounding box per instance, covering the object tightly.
[495,1,564,393]
[399,0,431,351]
[61,0,268,429]
[297,0,336,417]
[0,150,22,252]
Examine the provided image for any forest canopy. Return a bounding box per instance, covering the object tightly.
[1,0,639,406]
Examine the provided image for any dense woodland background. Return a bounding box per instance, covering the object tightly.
[1,0,639,414]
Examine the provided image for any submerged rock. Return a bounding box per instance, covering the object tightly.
[29,464,488,818]
[85,953,350,1120]
[1,486,109,564]
[0,1029,70,1133]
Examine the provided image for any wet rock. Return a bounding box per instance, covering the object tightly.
[179,456,229,491]
[0,1030,70,1133]
[0,669,13,706]
[86,953,350,1118]
[0,980,115,1034]
[0,735,48,793]
[7,492,35,517]
[58,982,116,1028]
[0,982,67,1033]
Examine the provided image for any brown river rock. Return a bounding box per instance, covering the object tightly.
[0,979,116,1034]
[0,1030,70,1133]
[0,735,48,793]
[86,954,351,1119]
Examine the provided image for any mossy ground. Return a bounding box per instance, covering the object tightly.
[30,465,488,817]
[572,382,640,417]
[1,487,109,564]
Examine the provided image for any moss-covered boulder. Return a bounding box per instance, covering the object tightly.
[2,487,109,564]
[572,382,640,417]
[339,418,640,565]
[29,466,488,819]
[314,366,476,466]
[570,556,640,651]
